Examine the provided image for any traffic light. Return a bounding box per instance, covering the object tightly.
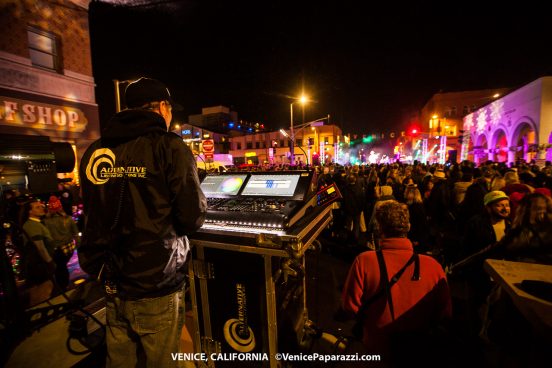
[308,138,314,146]
[408,124,420,136]
[458,130,464,145]
[362,135,372,143]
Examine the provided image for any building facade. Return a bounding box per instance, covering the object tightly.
[461,76,552,165]
[0,0,100,182]
[419,88,510,162]
[228,124,343,166]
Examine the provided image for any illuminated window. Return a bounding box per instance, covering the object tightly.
[27,26,60,72]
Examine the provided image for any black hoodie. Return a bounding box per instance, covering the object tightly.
[79,109,206,298]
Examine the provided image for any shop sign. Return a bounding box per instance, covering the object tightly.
[0,96,87,132]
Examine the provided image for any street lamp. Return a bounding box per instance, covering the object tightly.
[289,95,309,165]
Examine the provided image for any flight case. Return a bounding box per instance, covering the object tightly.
[188,204,334,368]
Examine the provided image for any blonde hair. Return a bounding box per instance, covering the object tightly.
[491,176,506,191]
[404,186,423,205]
[504,171,519,185]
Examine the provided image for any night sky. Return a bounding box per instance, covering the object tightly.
[89,1,552,134]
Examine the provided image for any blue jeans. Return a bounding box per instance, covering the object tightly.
[106,289,185,368]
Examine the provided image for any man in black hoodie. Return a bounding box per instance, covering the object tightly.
[79,77,206,367]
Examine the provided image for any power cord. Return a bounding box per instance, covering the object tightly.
[50,276,106,355]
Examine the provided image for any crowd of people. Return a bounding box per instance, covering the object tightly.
[1,183,81,307]
[309,159,552,366]
[4,153,552,365]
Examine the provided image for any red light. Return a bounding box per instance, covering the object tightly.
[412,129,417,134]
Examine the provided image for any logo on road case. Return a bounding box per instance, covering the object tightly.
[223,283,256,352]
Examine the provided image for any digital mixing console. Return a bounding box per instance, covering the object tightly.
[197,171,317,236]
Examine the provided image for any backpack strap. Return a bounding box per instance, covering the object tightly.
[376,250,419,320]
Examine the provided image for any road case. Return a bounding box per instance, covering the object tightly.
[188,204,334,368]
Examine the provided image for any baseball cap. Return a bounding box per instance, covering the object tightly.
[484,190,509,206]
[124,77,183,111]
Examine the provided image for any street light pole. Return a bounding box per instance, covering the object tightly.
[290,102,295,165]
[289,95,309,165]
[113,79,136,112]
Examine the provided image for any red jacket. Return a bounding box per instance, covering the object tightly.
[341,238,452,353]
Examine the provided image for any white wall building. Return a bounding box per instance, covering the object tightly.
[461,76,552,165]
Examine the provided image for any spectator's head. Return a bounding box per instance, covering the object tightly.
[491,176,506,191]
[402,176,414,186]
[374,200,410,238]
[513,192,552,228]
[484,190,510,220]
[504,171,520,185]
[379,185,393,198]
[480,166,495,180]
[47,195,63,214]
[421,175,434,192]
[534,187,551,197]
[519,172,536,187]
[432,169,446,183]
[404,184,422,205]
[24,198,46,221]
[461,172,473,182]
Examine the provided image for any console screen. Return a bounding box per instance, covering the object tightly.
[200,174,248,196]
[241,175,300,197]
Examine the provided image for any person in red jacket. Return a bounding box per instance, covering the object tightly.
[341,200,452,362]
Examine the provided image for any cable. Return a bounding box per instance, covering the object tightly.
[49,275,106,355]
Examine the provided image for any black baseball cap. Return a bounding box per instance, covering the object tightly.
[124,77,183,111]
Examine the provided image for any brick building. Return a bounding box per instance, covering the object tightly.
[0,0,100,181]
